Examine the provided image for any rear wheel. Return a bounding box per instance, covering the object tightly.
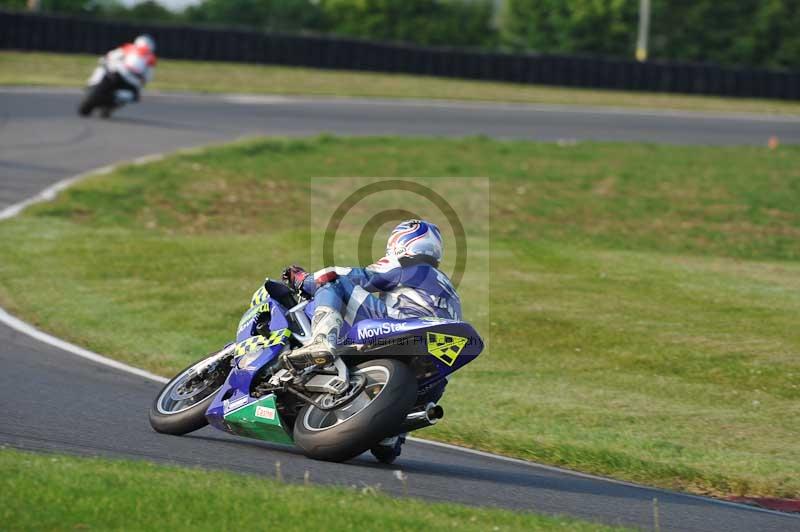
[149,347,233,435]
[293,358,416,462]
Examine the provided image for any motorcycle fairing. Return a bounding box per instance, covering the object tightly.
[234,329,291,364]
[212,289,484,444]
[346,317,484,382]
[221,393,293,445]
[236,294,290,344]
[205,329,294,444]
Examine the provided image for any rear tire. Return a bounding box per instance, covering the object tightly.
[149,349,232,436]
[293,359,416,462]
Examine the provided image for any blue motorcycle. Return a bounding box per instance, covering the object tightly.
[149,277,484,463]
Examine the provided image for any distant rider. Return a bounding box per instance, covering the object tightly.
[90,34,157,112]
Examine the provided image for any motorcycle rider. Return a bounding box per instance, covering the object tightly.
[281,219,460,460]
[283,219,460,364]
[89,34,157,115]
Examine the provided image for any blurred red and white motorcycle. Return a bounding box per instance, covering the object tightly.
[78,35,157,118]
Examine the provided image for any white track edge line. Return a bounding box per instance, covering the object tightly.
[0,306,167,384]
[405,437,798,518]
[0,166,113,221]
[0,154,166,221]
[0,145,796,520]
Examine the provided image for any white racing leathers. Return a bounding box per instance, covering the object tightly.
[88,47,154,105]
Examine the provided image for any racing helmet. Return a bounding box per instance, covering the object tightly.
[134,34,156,53]
[386,219,443,265]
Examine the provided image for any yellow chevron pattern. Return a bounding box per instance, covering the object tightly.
[426,332,467,367]
[250,286,269,308]
[234,329,291,357]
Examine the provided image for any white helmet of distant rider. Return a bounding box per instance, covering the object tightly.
[134,34,156,53]
[386,219,443,266]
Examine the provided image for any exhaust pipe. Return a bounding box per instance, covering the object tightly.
[398,402,444,434]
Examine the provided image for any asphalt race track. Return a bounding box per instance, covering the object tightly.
[1,87,799,531]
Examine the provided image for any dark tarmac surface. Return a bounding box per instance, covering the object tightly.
[1,87,798,531]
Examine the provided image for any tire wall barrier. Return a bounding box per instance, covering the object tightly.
[2,10,798,100]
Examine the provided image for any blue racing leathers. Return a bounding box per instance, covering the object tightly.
[302,256,461,331]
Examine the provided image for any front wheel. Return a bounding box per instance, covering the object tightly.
[293,358,416,462]
[149,347,233,435]
[78,84,103,117]
[78,73,114,117]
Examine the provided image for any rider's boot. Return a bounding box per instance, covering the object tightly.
[370,433,406,464]
[285,305,343,370]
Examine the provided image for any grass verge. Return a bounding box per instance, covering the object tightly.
[0,448,620,531]
[0,136,798,499]
[3,50,800,115]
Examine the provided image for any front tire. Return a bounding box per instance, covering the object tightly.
[149,348,232,436]
[78,84,104,117]
[293,358,416,462]
[78,74,115,117]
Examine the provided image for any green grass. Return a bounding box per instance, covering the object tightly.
[0,448,620,531]
[3,50,800,115]
[1,136,799,499]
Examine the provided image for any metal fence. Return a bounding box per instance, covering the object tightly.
[2,9,799,100]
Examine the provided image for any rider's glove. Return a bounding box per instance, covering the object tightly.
[282,265,310,295]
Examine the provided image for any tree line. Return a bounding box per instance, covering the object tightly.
[3,0,798,70]
[502,0,799,70]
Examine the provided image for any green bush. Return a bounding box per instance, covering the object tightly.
[320,0,496,47]
[103,0,177,22]
[5,0,797,69]
[501,0,800,69]
[185,0,326,33]
[500,0,636,56]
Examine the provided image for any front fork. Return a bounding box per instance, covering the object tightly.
[87,65,105,86]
